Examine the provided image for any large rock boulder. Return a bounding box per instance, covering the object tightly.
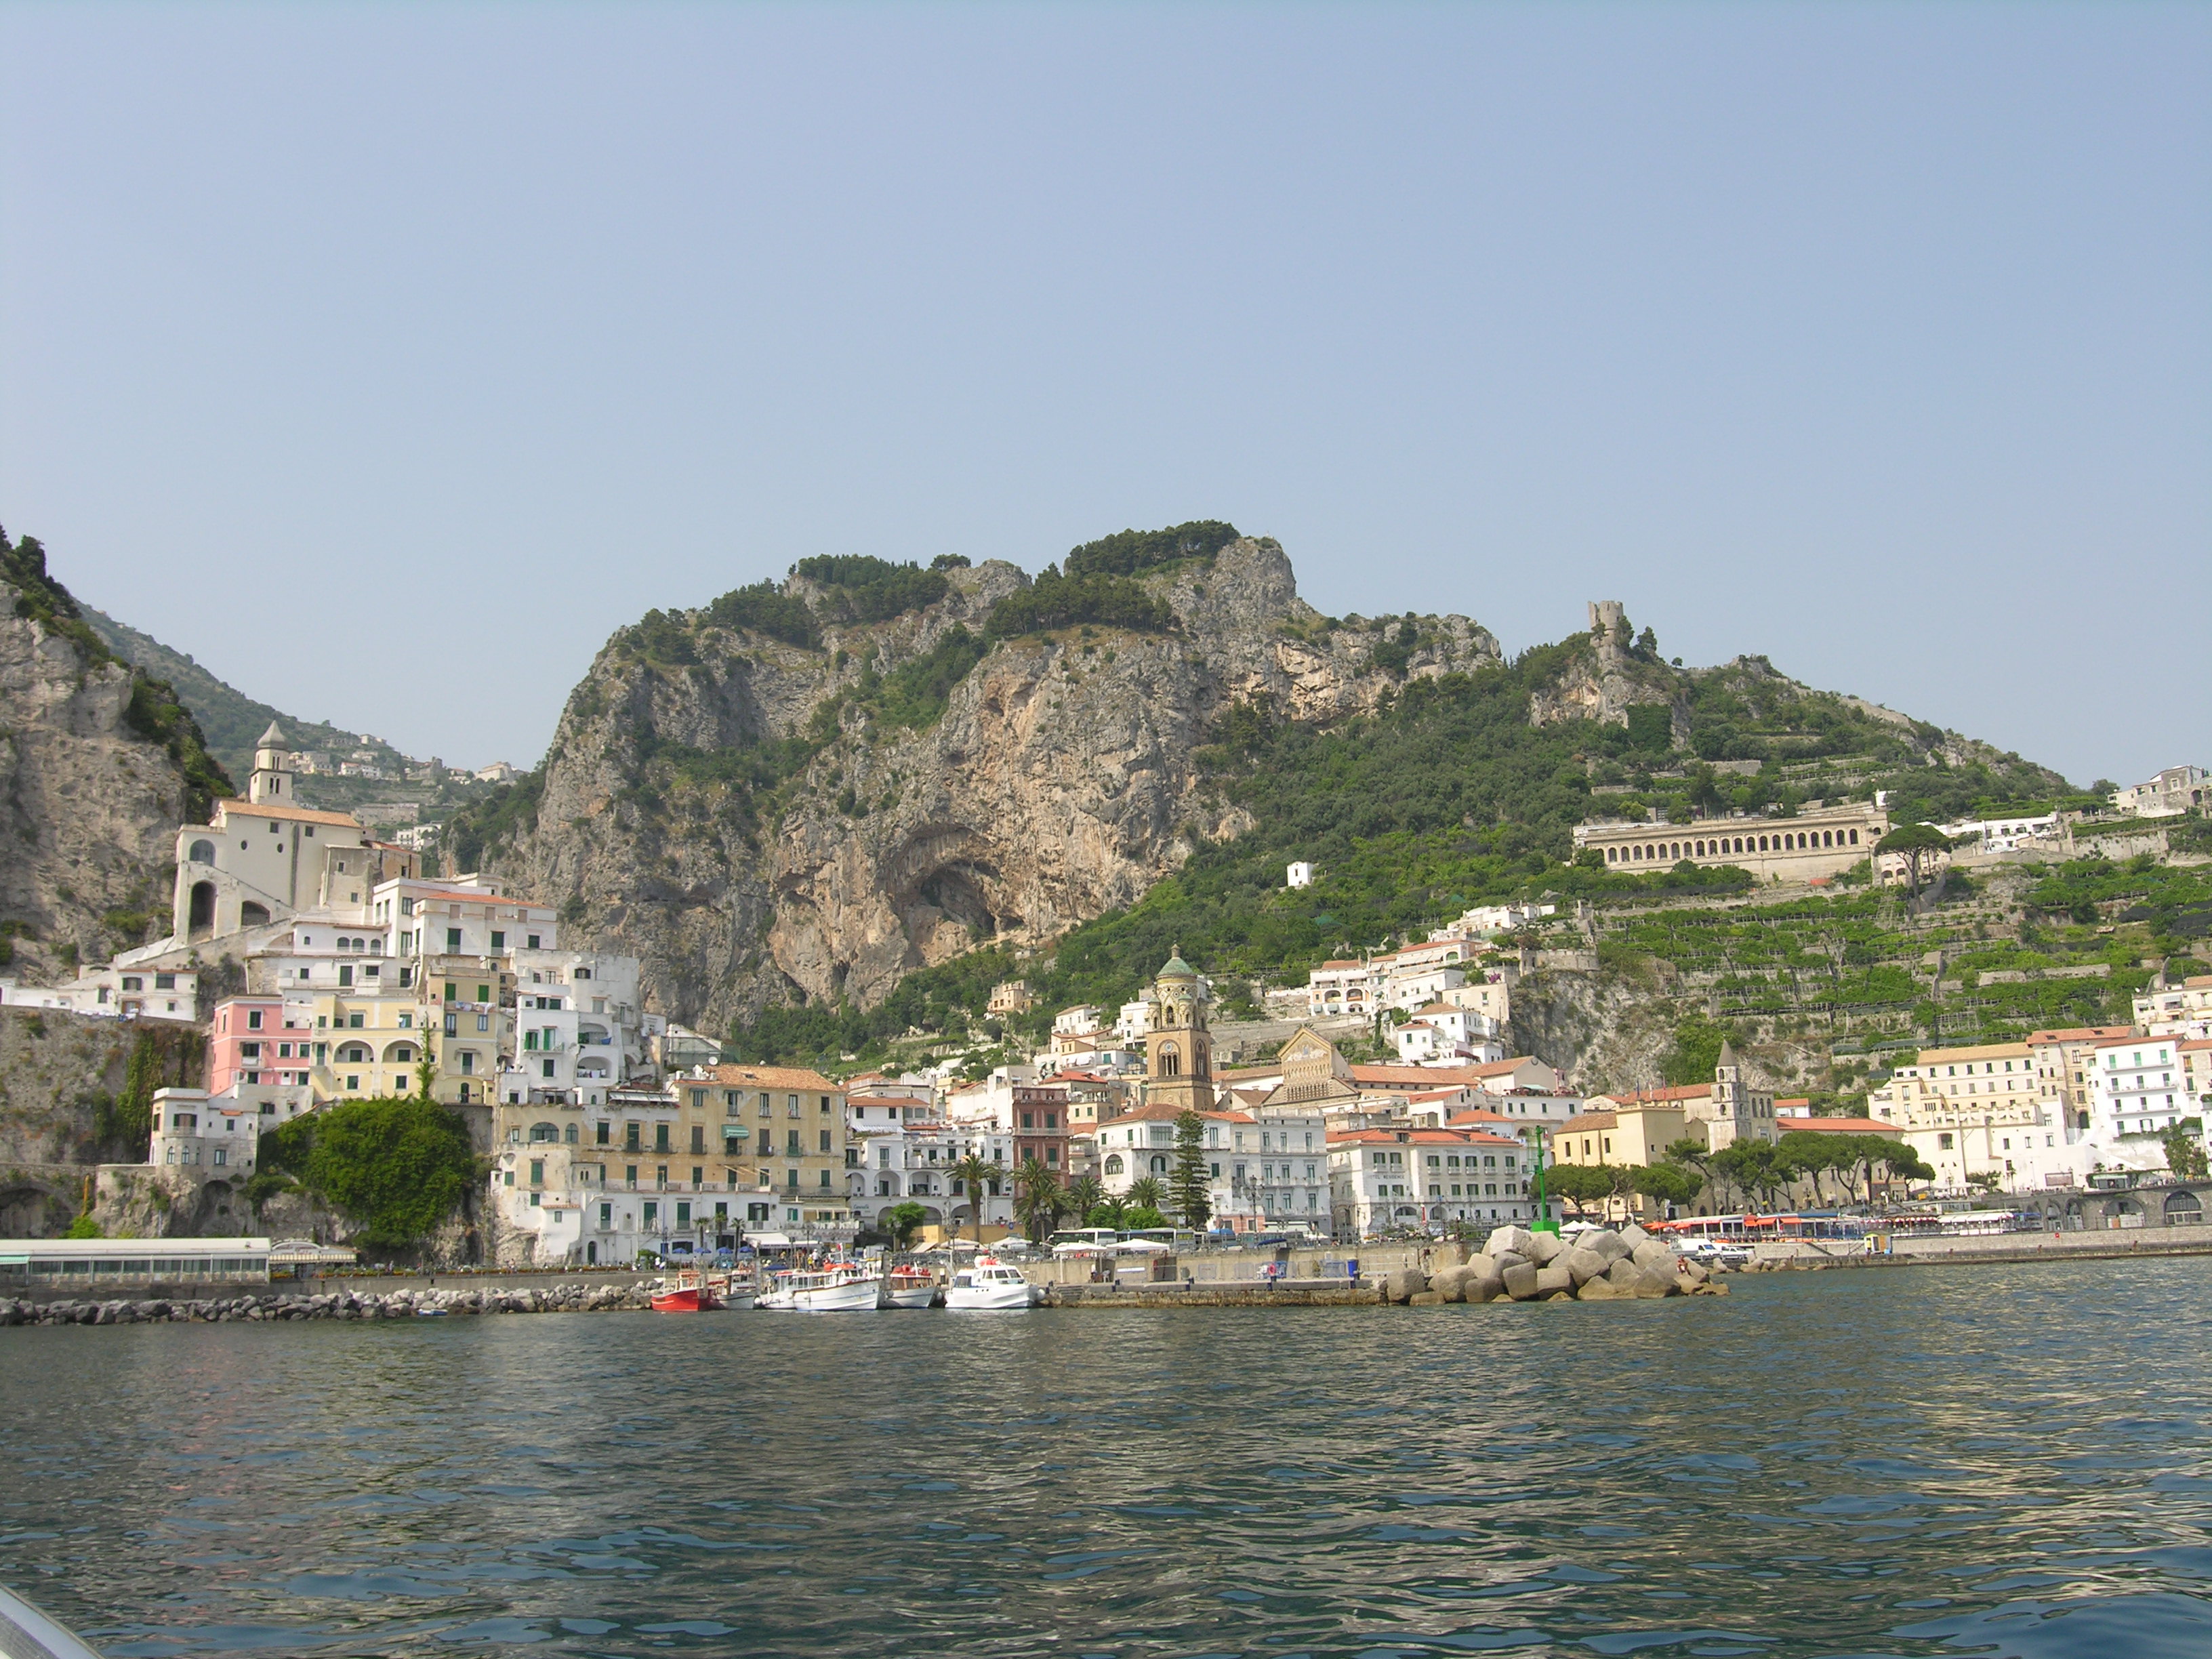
[1485,1225,1538,1260]
[1467,1267,1506,1303]
[1677,1258,1709,1286]
[1586,1230,1631,1265]
[1490,1250,1529,1275]
[1617,1223,1652,1251]
[1386,1267,1429,1305]
[1408,1290,1446,1306]
[1577,1274,1625,1300]
[1631,1240,1675,1272]
[1535,1263,1575,1298]
[1431,1263,1472,1303]
[1563,1246,1612,1286]
[1633,1268,1675,1299]
[1500,1261,1542,1300]
[1527,1230,1567,1265]
[1603,1258,1645,1291]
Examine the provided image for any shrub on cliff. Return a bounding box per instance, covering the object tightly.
[985,567,1175,638]
[704,580,821,648]
[258,1097,476,1250]
[1065,520,1240,577]
[792,555,949,623]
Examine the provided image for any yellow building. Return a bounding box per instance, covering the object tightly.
[1552,1099,1690,1168]
[690,1065,852,1229]
[308,990,430,1101]
[1867,1040,2061,1190]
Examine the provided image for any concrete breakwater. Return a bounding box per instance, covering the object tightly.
[1404,1223,1725,1303]
[1,1280,656,1326]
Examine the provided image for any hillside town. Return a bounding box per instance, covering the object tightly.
[2,727,2207,1266]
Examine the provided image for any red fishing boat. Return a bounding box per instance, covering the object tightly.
[649,1269,723,1313]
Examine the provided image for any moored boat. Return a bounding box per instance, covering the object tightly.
[649,1269,724,1313]
[758,1264,879,1313]
[882,1264,939,1309]
[943,1257,1039,1311]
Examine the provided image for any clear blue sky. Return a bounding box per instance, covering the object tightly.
[3,3,2205,785]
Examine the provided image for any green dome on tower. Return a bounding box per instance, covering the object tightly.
[1158,945,1197,979]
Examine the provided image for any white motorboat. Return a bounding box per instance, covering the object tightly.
[943,1258,1039,1310]
[882,1265,939,1309]
[758,1265,880,1313]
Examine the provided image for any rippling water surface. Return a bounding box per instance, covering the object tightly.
[6,1259,2212,1658]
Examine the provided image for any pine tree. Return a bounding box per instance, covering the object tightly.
[1170,1109,1212,1232]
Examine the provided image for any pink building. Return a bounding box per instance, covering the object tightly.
[209,996,316,1093]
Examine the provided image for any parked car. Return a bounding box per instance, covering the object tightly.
[1674,1237,1750,1269]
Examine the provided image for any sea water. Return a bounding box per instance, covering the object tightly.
[5,1258,2211,1657]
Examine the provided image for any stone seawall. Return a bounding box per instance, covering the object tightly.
[1,1279,655,1326]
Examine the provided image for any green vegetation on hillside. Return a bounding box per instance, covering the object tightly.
[1065,520,1241,578]
[731,631,2071,1065]
[443,771,546,872]
[986,566,1177,638]
[79,601,390,785]
[4,529,235,818]
[703,581,821,649]
[254,1095,476,1250]
[792,555,949,623]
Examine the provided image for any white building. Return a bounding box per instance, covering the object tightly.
[1286,861,1313,889]
[1936,811,2062,852]
[148,1086,262,1176]
[1391,1004,1507,1066]
[1383,964,1467,1014]
[1114,998,1155,1044]
[1328,1126,1536,1237]
[1448,902,1554,937]
[2135,975,2212,1036]
[2091,1034,2190,1138]
[499,947,647,1109]
[0,964,197,1022]
[1306,959,1383,1020]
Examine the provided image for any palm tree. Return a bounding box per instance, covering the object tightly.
[1063,1174,1104,1226]
[1126,1174,1166,1212]
[1012,1158,1066,1244]
[949,1152,996,1248]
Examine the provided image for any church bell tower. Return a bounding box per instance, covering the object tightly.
[1144,946,1215,1114]
[247,722,293,805]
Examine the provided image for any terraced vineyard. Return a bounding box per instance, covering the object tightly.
[1559,851,2212,1101]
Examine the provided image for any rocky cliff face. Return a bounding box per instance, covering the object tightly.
[487,539,1501,1029]
[0,562,216,981]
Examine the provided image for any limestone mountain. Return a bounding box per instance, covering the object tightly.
[456,527,2068,1041]
[458,535,1499,1033]
[0,531,233,981]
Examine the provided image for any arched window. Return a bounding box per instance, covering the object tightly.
[240,901,270,926]
[529,1122,560,1143]
[188,840,216,865]
[1104,1153,1124,1176]
[1159,1042,1180,1078]
[565,1124,579,1145]
[1150,1155,1169,1174]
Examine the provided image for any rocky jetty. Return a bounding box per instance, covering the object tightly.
[0,1280,655,1326]
[1388,1225,1729,1305]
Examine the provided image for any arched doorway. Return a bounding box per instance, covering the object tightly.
[188,881,216,933]
[2165,1190,2203,1227]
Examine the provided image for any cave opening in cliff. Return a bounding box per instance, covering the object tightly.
[915,866,997,939]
